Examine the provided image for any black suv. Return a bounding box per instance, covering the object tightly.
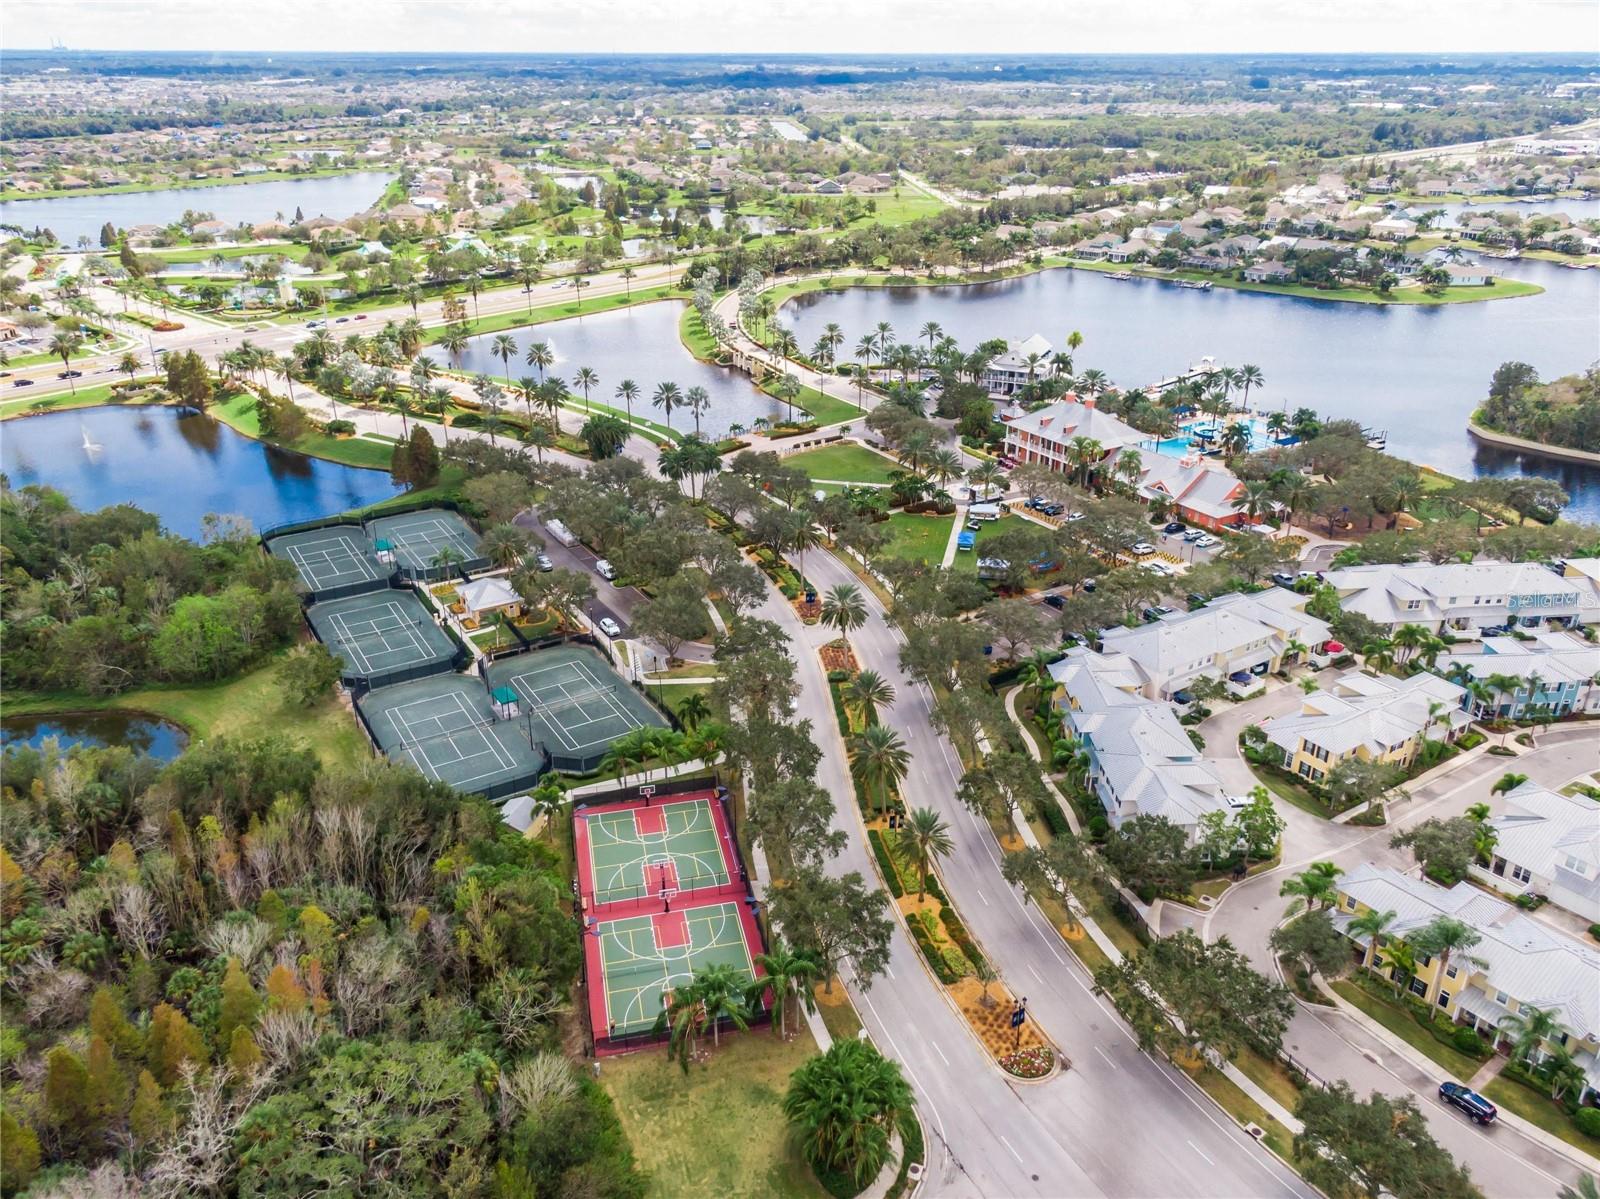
[1438,1082,1497,1125]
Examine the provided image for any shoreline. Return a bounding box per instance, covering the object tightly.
[1467,413,1600,467]
[0,166,388,205]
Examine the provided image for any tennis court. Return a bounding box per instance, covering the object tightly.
[357,674,546,800]
[305,590,458,687]
[266,525,390,600]
[590,903,760,1037]
[365,509,488,581]
[484,644,667,773]
[577,796,736,907]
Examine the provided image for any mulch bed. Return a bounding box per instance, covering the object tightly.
[818,640,859,673]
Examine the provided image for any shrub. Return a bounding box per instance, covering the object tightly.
[1589,923,1600,943]
[1574,1107,1600,1139]
[1451,1026,1487,1055]
[324,419,356,435]
[1037,792,1072,837]
[938,908,987,973]
[1457,731,1486,750]
[905,916,959,984]
[1087,813,1110,841]
[867,830,904,898]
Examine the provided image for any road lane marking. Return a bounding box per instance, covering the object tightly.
[1000,1135,1024,1164]
[931,1040,949,1066]
[1187,1140,1214,1166]
[1028,963,1043,983]
[975,887,989,905]
[1094,1046,1118,1069]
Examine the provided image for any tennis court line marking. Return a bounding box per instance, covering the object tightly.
[383,691,517,785]
[584,801,727,898]
[509,659,642,751]
[598,902,755,1033]
[326,601,432,675]
[375,516,477,571]
[285,534,380,588]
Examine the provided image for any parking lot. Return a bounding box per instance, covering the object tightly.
[511,507,641,637]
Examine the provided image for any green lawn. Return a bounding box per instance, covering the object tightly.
[874,511,957,564]
[425,288,677,340]
[210,391,397,469]
[0,166,365,203]
[146,242,312,264]
[1067,258,1545,306]
[761,378,861,429]
[3,653,369,768]
[600,1029,826,1199]
[679,304,722,361]
[783,442,901,485]
[1482,1077,1600,1161]
[652,682,714,722]
[0,378,159,420]
[1329,978,1483,1081]
[949,513,1023,574]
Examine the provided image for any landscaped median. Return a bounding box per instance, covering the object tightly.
[824,654,1059,1081]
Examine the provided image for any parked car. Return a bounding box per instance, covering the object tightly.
[1162,521,1186,535]
[1185,593,1208,609]
[354,314,368,321]
[1040,502,1065,517]
[534,553,554,572]
[1081,578,1097,593]
[1182,529,1206,542]
[1438,1082,1497,1125]
[1064,511,1086,522]
[594,559,617,581]
[1025,495,1047,510]
[1043,594,1066,610]
[1193,534,1222,550]
[1271,572,1298,589]
[334,316,350,323]
[1141,604,1175,622]
[596,616,622,637]
[1128,542,1156,556]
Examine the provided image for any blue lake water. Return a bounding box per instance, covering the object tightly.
[1,711,189,761]
[448,301,785,437]
[0,172,396,245]
[0,405,402,538]
[782,258,1600,521]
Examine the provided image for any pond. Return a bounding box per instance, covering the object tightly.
[1,711,189,760]
[0,172,397,246]
[0,406,402,538]
[781,259,1600,521]
[155,255,316,278]
[446,301,784,437]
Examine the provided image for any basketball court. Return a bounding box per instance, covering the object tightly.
[305,590,456,686]
[579,797,733,906]
[365,509,487,579]
[266,525,389,599]
[591,903,758,1037]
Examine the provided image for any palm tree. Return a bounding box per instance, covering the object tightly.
[1556,1175,1600,1199]
[849,724,911,819]
[487,333,517,384]
[1410,916,1484,1006]
[601,726,654,788]
[481,523,529,570]
[1490,771,1528,796]
[573,365,599,414]
[967,460,1004,497]
[842,670,894,725]
[1236,364,1264,409]
[1280,862,1343,913]
[1498,1002,1563,1064]
[676,692,711,731]
[614,378,640,427]
[819,583,867,641]
[1362,638,1397,673]
[1348,907,1397,971]
[784,1041,914,1189]
[899,807,954,902]
[751,940,820,1040]
[693,961,751,1049]
[656,978,705,1071]
[49,331,84,393]
[652,381,682,431]
[1018,649,1059,706]
[117,350,142,384]
[919,321,943,352]
[524,340,554,381]
[684,385,710,436]
[438,325,470,365]
[1377,936,1419,998]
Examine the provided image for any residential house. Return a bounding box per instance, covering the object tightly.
[1371,215,1418,242]
[1332,863,1600,1101]
[1262,670,1468,784]
[1438,631,1600,719]
[1243,261,1295,283]
[1443,263,1496,287]
[1048,648,1236,842]
[1001,399,1147,470]
[1134,451,1250,532]
[1098,588,1332,702]
[1325,561,1594,638]
[983,334,1057,395]
[1418,179,1451,197]
[1476,782,1600,921]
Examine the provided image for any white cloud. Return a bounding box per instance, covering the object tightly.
[3,0,1596,54]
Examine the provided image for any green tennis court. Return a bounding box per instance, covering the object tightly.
[366,508,488,580]
[266,525,389,598]
[593,903,756,1036]
[305,590,456,685]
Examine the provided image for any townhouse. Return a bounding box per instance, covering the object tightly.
[1333,863,1600,1101]
[1438,630,1600,719]
[1476,781,1600,921]
[1323,561,1597,638]
[1048,647,1236,841]
[1262,670,1469,784]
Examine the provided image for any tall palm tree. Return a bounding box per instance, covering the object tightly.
[488,333,518,384]
[849,724,910,819]
[899,807,954,902]
[515,375,541,424]
[842,670,895,725]
[1410,916,1484,1006]
[820,583,868,641]
[573,366,599,414]
[784,1041,914,1189]
[1348,906,1397,971]
[428,385,454,444]
[676,692,712,731]
[1018,649,1059,706]
[524,340,554,381]
[656,977,705,1071]
[1237,364,1264,409]
[615,378,640,427]
[684,385,710,436]
[750,940,820,1040]
[49,331,84,393]
[693,961,751,1049]
[1498,1003,1563,1064]
[1279,862,1343,913]
[652,381,682,431]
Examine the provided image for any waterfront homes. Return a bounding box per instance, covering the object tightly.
[1438,631,1600,719]
[1048,647,1234,841]
[1475,782,1600,921]
[1332,863,1600,1101]
[983,334,1058,395]
[1262,671,1469,784]
[1097,588,1332,702]
[1323,561,1596,638]
[1003,398,1147,464]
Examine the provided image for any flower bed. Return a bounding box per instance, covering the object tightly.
[152,320,185,332]
[819,640,858,673]
[999,1046,1054,1079]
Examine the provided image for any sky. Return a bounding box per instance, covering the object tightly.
[4,0,1599,56]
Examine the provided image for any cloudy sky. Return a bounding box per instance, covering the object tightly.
[4,0,1598,55]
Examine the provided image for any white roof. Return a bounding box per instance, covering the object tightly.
[1438,631,1600,690]
[1100,589,1330,689]
[1264,670,1467,758]
[1335,863,1600,1041]
[1325,561,1586,626]
[1489,782,1600,920]
[1004,399,1146,455]
[458,576,521,613]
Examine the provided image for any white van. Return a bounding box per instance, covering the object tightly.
[545,517,578,547]
[968,503,1002,523]
[595,559,617,581]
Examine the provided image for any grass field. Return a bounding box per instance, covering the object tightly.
[210,391,398,469]
[1329,978,1482,1081]
[601,1029,827,1199]
[760,377,861,429]
[679,304,722,361]
[4,652,369,768]
[783,442,900,485]
[1068,258,1545,306]
[1481,1077,1600,1160]
[0,377,157,420]
[875,511,957,564]
[425,288,678,340]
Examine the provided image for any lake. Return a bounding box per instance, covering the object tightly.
[1,711,189,761]
[447,301,784,437]
[0,405,402,538]
[781,258,1600,521]
[0,172,396,246]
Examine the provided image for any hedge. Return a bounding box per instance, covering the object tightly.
[1457,730,1486,750]
[867,829,905,898]
[1037,791,1072,837]
[939,906,988,974]
[906,914,961,984]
